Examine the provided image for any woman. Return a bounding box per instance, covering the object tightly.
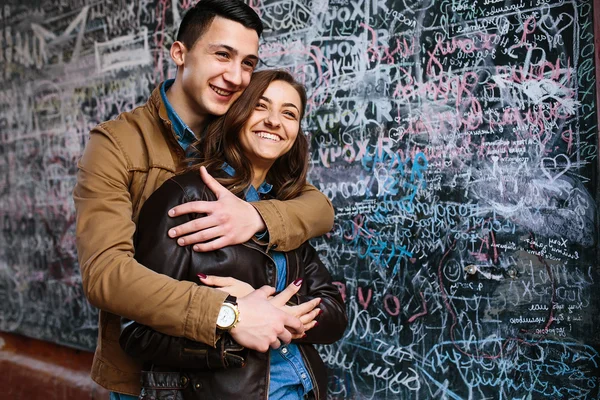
[120,70,347,400]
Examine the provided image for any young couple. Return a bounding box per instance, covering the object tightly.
[73,1,347,399]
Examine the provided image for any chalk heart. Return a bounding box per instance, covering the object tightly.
[539,11,573,41]
[541,154,570,182]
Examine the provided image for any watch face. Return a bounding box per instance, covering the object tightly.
[217,304,237,328]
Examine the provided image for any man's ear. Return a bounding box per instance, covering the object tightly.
[170,41,187,66]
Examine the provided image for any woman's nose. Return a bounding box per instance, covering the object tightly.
[264,112,281,127]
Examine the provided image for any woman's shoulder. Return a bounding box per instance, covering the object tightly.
[168,170,217,202]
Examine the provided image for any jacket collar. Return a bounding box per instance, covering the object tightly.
[149,83,174,135]
[221,163,273,198]
[160,79,197,151]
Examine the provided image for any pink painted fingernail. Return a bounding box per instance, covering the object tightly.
[169,229,177,237]
[197,273,207,280]
[293,279,303,286]
[169,209,176,216]
[177,238,185,246]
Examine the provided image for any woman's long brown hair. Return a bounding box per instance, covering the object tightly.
[186,70,309,201]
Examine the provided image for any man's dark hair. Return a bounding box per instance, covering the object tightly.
[177,0,263,50]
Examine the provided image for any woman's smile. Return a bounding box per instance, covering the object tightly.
[254,131,282,141]
[239,79,301,168]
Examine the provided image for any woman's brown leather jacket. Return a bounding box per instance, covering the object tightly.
[119,171,347,400]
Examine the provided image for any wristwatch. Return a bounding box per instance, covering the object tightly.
[216,296,240,331]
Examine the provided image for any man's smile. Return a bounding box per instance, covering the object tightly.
[210,84,234,97]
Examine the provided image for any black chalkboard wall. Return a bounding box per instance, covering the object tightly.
[1,0,599,398]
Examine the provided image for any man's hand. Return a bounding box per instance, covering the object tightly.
[167,167,266,251]
[198,274,255,298]
[232,286,304,352]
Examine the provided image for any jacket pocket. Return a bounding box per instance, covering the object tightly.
[140,370,187,400]
[182,334,248,370]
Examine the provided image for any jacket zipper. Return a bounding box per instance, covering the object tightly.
[264,353,271,400]
[291,249,317,399]
[298,345,319,400]
[240,240,272,400]
[241,242,278,286]
[242,242,306,399]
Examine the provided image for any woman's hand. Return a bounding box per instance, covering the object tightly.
[198,274,255,298]
[269,280,321,339]
[282,301,321,339]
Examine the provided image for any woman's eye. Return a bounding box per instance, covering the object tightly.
[216,52,230,59]
[256,102,267,109]
[284,111,298,119]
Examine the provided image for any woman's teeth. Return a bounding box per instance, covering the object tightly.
[255,132,280,141]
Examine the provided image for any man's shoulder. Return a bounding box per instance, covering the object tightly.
[92,85,165,137]
[88,88,175,167]
[94,100,159,140]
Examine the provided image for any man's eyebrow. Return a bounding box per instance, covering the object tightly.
[260,96,300,112]
[209,44,259,62]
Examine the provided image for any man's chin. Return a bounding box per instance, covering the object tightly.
[207,102,234,117]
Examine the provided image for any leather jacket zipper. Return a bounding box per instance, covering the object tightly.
[264,354,271,400]
[241,242,278,286]
[298,345,319,400]
[241,243,312,398]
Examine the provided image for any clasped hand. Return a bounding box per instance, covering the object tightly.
[200,275,321,352]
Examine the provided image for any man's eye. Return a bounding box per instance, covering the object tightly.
[216,52,230,59]
[256,102,267,109]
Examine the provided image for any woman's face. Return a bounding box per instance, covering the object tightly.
[239,80,302,168]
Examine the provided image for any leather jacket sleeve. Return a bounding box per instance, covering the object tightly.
[74,127,226,346]
[119,178,245,369]
[253,183,334,252]
[120,318,247,369]
[292,243,347,344]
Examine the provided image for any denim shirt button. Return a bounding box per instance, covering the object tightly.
[281,347,288,354]
[301,373,307,379]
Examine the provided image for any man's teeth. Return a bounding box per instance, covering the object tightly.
[255,132,281,141]
[211,85,232,96]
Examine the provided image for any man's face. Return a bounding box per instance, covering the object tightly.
[179,16,260,118]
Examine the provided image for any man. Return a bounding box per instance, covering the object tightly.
[73,0,334,397]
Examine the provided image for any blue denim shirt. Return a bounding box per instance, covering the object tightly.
[222,164,314,399]
[160,79,197,152]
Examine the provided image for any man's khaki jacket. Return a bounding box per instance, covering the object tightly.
[73,86,334,395]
